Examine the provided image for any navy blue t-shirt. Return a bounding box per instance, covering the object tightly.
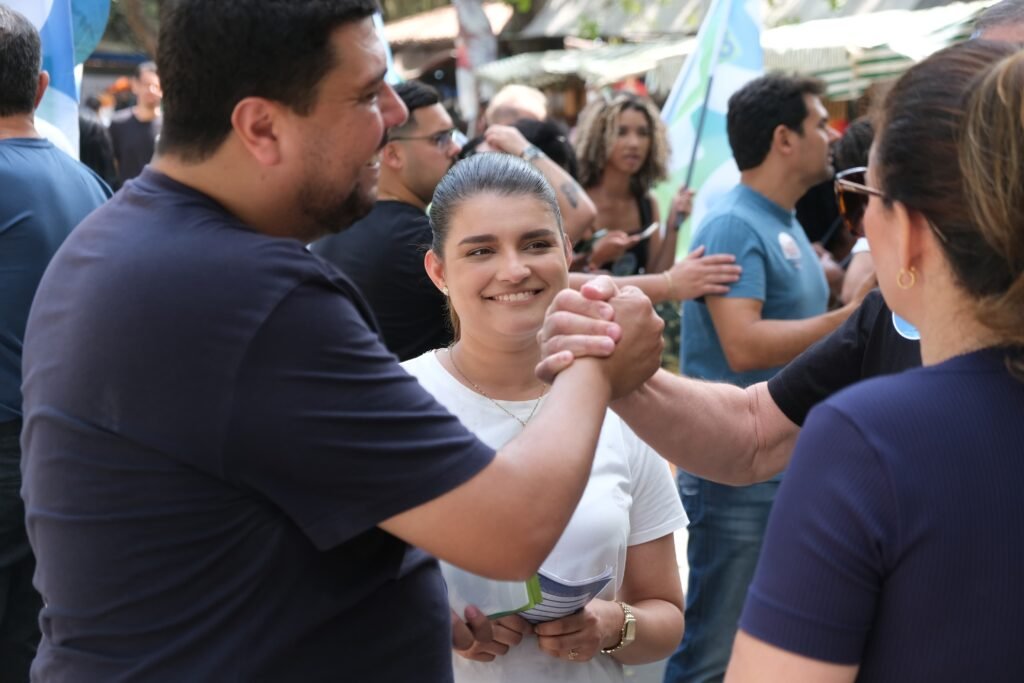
[741,348,1024,681]
[21,168,495,681]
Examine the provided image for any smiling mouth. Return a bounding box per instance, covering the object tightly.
[487,290,542,303]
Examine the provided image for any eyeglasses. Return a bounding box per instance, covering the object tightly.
[834,166,882,238]
[388,128,466,152]
[834,166,950,244]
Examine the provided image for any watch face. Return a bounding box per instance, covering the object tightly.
[623,614,637,642]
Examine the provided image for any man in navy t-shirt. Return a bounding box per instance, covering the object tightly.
[20,2,664,680]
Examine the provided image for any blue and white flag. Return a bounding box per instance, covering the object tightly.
[653,0,763,256]
[8,0,80,157]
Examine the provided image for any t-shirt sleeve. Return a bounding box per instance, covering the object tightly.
[622,423,686,547]
[767,290,883,426]
[739,402,898,664]
[693,215,767,301]
[224,279,495,551]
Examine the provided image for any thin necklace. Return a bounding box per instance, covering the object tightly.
[446,346,548,427]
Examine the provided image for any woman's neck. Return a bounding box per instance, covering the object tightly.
[913,273,1003,366]
[595,166,634,198]
[445,332,545,401]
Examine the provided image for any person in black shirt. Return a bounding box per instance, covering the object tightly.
[108,61,161,188]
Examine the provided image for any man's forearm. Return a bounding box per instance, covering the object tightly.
[611,370,798,485]
[728,304,855,372]
[568,272,673,304]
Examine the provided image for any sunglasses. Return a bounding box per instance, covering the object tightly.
[834,166,951,244]
[388,128,467,152]
[834,166,882,238]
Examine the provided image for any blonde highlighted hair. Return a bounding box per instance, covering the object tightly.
[573,93,668,193]
[959,50,1024,367]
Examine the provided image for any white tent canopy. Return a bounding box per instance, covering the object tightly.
[478,0,991,101]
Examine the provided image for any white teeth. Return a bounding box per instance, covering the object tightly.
[491,291,536,303]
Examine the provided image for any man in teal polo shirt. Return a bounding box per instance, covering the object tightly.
[668,74,861,683]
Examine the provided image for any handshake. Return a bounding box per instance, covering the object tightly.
[535,276,666,399]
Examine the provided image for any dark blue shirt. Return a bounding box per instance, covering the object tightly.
[741,348,1024,681]
[21,169,495,682]
[0,138,110,424]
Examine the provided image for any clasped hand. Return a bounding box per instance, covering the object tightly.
[535,277,663,396]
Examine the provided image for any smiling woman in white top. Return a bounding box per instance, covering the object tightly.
[401,153,685,683]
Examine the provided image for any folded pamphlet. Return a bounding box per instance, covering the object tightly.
[440,562,613,623]
[440,562,542,619]
[519,567,614,624]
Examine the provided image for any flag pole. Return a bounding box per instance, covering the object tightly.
[684,74,715,189]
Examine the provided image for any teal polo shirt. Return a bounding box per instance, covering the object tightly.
[682,184,828,387]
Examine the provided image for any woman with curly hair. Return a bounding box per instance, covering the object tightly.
[574,93,689,276]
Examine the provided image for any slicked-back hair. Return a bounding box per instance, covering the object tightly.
[388,80,441,136]
[574,93,668,194]
[156,0,378,161]
[429,154,564,340]
[726,73,825,171]
[0,5,42,117]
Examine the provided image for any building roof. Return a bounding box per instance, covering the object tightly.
[384,2,515,45]
[517,0,972,39]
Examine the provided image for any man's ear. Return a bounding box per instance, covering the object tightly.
[34,71,49,109]
[230,97,285,167]
[772,123,796,157]
[381,141,404,170]
[424,249,446,293]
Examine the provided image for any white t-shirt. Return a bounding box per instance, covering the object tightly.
[402,351,686,683]
[852,237,870,254]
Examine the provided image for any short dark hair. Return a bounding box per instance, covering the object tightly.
[135,61,157,79]
[726,73,825,170]
[389,80,440,135]
[0,5,42,117]
[156,0,379,161]
[833,117,873,172]
[515,118,579,180]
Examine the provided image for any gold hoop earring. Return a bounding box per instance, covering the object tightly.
[897,267,916,290]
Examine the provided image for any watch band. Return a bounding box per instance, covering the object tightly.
[520,144,544,163]
[601,601,637,654]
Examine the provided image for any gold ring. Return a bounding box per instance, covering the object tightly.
[568,648,579,660]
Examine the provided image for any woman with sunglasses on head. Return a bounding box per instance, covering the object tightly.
[724,40,1024,682]
[402,153,686,683]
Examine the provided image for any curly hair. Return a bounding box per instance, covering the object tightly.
[573,93,669,194]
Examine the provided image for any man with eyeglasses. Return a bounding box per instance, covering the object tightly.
[313,80,463,361]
